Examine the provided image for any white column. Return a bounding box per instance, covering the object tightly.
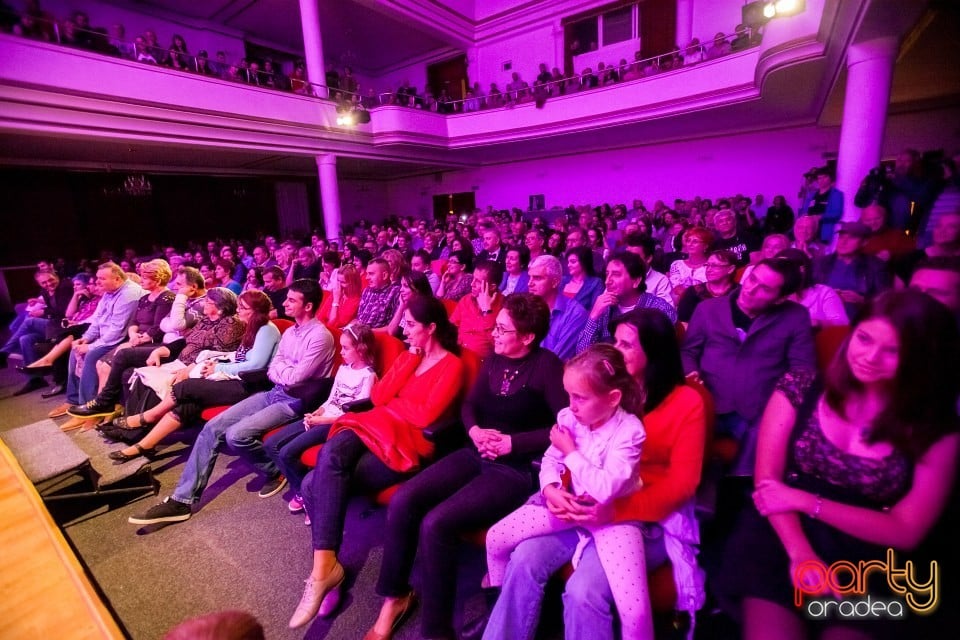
[316,154,341,241]
[676,0,694,50]
[298,0,327,98]
[835,37,898,220]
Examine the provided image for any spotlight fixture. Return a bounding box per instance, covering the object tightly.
[742,0,805,29]
[335,103,371,127]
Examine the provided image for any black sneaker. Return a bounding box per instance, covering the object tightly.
[128,497,192,525]
[258,475,288,498]
[67,398,116,417]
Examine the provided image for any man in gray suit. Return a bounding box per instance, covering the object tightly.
[682,257,815,475]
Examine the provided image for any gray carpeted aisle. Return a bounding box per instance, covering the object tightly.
[0,366,488,640]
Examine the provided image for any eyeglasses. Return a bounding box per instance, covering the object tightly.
[705,262,732,268]
[447,259,461,266]
[492,325,517,335]
[238,303,251,311]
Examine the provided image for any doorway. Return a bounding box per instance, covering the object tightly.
[427,55,468,102]
[432,191,476,223]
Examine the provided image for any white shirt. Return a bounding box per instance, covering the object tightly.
[539,406,645,504]
[645,269,674,306]
[321,364,377,418]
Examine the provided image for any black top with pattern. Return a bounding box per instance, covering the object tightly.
[777,369,912,508]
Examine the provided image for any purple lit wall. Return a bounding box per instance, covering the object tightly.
[361,106,960,219]
[691,0,749,41]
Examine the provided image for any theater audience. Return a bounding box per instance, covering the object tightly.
[0,269,72,374]
[356,258,401,329]
[17,273,100,398]
[128,279,334,525]
[57,262,143,416]
[791,215,826,260]
[369,293,566,639]
[712,209,759,267]
[486,309,708,639]
[380,270,433,338]
[261,266,289,320]
[740,234,791,283]
[908,257,960,316]
[265,323,378,523]
[105,291,281,463]
[67,285,241,423]
[798,168,844,243]
[860,202,915,261]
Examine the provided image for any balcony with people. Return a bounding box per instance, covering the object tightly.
[0,0,830,155]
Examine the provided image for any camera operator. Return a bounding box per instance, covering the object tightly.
[855,149,938,233]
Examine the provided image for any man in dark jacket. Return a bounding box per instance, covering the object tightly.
[0,270,73,379]
[682,257,816,475]
[812,221,893,319]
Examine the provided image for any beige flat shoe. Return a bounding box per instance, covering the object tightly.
[48,403,70,418]
[60,416,94,432]
[288,562,346,629]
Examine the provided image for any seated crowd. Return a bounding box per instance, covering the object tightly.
[3,161,960,640]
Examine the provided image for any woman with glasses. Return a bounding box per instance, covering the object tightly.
[668,228,714,302]
[363,293,568,640]
[677,249,739,324]
[437,249,474,302]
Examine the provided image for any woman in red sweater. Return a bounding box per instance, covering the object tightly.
[487,308,708,640]
[288,295,464,630]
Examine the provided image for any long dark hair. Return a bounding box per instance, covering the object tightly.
[825,289,960,458]
[238,290,272,349]
[407,294,460,355]
[402,269,434,298]
[610,309,685,412]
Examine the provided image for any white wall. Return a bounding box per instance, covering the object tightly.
[365,106,960,219]
[474,22,558,90]
[690,0,744,41]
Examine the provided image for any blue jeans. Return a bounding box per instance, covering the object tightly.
[171,386,300,505]
[1,316,50,356]
[262,419,331,494]
[483,525,669,640]
[66,342,117,404]
[302,430,407,552]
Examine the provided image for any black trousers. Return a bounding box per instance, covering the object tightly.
[170,378,248,423]
[376,447,534,638]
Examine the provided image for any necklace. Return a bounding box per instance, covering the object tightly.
[499,365,522,396]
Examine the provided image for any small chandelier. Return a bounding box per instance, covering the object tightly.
[123,174,152,197]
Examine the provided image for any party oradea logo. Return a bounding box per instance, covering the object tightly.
[793,549,938,620]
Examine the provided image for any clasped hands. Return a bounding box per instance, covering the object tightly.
[469,425,512,460]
